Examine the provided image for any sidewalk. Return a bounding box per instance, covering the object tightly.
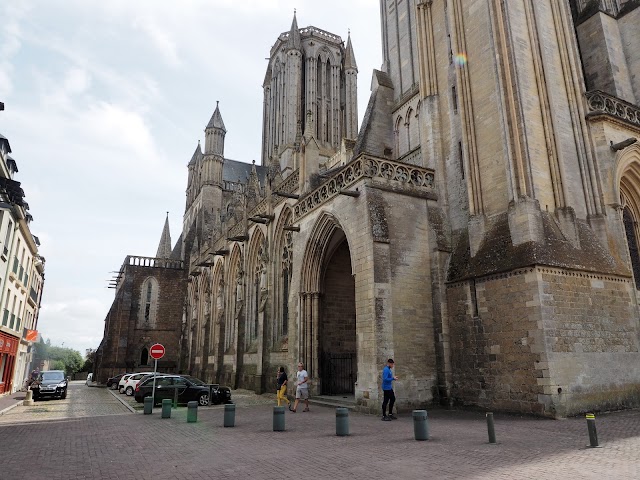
[0,390,25,414]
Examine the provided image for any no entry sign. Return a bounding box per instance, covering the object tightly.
[150,343,165,360]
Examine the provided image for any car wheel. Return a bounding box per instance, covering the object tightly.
[125,386,133,396]
[198,393,209,406]
[111,383,118,390]
[61,391,67,400]
[119,387,125,394]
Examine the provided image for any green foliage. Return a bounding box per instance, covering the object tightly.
[32,339,84,376]
[51,360,66,371]
[82,349,96,372]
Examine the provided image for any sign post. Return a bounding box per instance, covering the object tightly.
[149,343,165,410]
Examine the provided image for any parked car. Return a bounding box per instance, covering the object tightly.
[107,373,129,390]
[118,374,135,393]
[122,372,155,396]
[31,370,68,401]
[134,375,232,406]
[85,373,93,386]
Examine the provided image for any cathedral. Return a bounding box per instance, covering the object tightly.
[95,0,640,418]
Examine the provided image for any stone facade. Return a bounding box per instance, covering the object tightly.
[94,256,186,383]
[96,2,640,417]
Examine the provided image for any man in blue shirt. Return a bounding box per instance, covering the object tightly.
[381,358,398,421]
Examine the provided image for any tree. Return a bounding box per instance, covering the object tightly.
[82,349,96,372]
[34,339,84,376]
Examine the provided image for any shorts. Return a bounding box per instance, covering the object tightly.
[296,387,309,400]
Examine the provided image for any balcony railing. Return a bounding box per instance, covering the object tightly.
[586,90,640,128]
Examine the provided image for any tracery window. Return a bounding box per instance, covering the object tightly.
[281,231,293,338]
[139,277,159,327]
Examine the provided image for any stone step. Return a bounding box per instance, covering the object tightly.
[309,395,357,410]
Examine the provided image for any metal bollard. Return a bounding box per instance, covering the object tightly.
[161,398,172,418]
[143,396,153,415]
[586,413,600,448]
[412,410,429,441]
[273,406,286,432]
[224,403,236,427]
[187,401,198,423]
[336,407,349,436]
[486,412,497,444]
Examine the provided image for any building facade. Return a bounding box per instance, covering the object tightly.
[97,2,640,417]
[0,131,45,395]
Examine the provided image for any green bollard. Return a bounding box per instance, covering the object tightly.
[412,410,429,441]
[336,407,349,436]
[143,396,153,415]
[586,413,600,448]
[273,406,286,431]
[187,401,198,423]
[224,403,236,427]
[486,412,497,444]
[161,398,172,419]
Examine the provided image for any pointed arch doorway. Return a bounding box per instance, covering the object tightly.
[301,214,357,396]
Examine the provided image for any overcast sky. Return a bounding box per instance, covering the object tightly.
[0,0,382,357]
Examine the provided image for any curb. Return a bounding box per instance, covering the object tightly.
[108,389,138,414]
[0,401,22,416]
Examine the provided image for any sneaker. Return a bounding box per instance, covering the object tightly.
[388,414,398,420]
[382,416,392,421]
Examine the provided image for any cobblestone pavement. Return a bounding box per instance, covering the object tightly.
[0,381,130,424]
[1,386,638,479]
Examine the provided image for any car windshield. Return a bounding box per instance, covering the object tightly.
[41,372,64,381]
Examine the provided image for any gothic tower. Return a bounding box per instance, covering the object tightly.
[261,12,359,176]
[183,103,227,258]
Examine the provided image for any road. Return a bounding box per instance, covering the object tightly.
[0,381,638,479]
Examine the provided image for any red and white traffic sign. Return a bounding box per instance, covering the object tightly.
[150,343,165,360]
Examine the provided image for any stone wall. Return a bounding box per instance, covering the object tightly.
[539,268,640,416]
[446,266,640,417]
[95,261,186,384]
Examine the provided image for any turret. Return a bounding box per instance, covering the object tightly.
[205,101,226,157]
[344,31,359,140]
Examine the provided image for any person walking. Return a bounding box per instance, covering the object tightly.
[381,358,398,421]
[276,366,290,407]
[289,362,310,413]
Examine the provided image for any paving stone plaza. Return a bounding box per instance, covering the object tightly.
[0,382,638,479]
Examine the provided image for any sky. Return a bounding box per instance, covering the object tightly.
[0,0,382,357]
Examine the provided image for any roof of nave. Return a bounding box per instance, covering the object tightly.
[223,159,267,186]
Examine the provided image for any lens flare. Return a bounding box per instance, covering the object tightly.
[454,53,468,67]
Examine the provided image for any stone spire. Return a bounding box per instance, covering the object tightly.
[156,213,172,259]
[206,101,226,131]
[287,10,302,51]
[344,31,358,71]
[188,141,202,167]
[205,101,226,156]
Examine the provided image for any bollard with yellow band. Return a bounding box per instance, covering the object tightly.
[586,413,601,448]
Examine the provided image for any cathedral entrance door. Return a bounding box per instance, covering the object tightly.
[319,237,356,395]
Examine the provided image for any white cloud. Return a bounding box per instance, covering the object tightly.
[132,17,182,68]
